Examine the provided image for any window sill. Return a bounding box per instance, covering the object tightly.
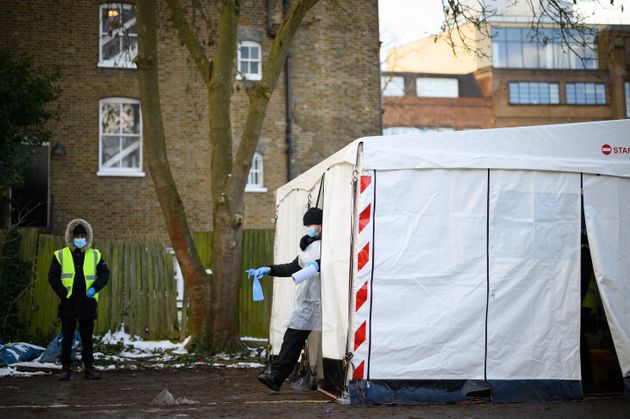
[236,74,262,81]
[97,62,137,70]
[245,185,268,193]
[97,170,145,178]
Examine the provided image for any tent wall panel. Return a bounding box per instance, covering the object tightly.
[321,163,354,360]
[487,170,581,380]
[368,169,488,380]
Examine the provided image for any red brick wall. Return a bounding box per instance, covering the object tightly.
[383,96,494,130]
[0,0,381,242]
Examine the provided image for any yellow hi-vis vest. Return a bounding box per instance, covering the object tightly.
[54,247,101,302]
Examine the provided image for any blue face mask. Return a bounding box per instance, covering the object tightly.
[73,238,87,249]
[306,227,319,238]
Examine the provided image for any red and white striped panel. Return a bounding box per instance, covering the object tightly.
[351,171,374,381]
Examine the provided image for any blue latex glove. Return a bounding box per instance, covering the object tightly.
[246,267,271,280]
[252,277,264,302]
[306,260,319,272]
[246,267,270,302]
[87,287,96,298]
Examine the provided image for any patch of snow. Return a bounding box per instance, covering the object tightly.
[119,351,153,359]
[0,367,48,377]
[241,336,268,342]
[99,325,188,355]
[12,361,60,370]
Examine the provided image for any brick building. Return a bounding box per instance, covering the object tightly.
[382,6,630,134]
[1,0,381,242]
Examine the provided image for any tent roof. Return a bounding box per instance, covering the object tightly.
[276,119,630,204]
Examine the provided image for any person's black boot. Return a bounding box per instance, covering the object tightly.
[59,367,71,381]
[258,373,281,391]
[83,366,101,380]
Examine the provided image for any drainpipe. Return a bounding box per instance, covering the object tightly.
[268,0,295,181]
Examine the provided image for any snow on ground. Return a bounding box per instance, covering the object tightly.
[99,326,190,354]
[0,367,49,377]
[1,326,267,378]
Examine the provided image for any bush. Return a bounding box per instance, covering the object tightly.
[0,229,33,342]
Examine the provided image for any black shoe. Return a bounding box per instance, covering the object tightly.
[59,368,71,381]
[83,366,101,380]
[258,373,281,391]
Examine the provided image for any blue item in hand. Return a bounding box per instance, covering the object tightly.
[252,277,264,302]
[87,287,96,298]
[306,260,319,272]
[246,267,270,280]
[246,267,270,302]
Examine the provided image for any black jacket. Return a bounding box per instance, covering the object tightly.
[48,248,110,320]
[268,235,321,277]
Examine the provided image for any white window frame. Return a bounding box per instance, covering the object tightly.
[416,77,459,98]
[245,152,267,192]
[98,3,138,69]
[97,98,145,177]
[381,76,405,96]
[625,82,630,118]
[236,41,262,81]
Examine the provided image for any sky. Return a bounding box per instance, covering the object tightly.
[378,0,444,52]
[378,0,630,55]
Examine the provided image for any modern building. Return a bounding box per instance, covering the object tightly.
[1,0,381,242]
[382,1,630,134]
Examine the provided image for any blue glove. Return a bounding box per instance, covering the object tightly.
[246,267,271,280]
[246,267,270,302]
[306,260,319,272]
[87,287,96,298]
[252,277,264,302]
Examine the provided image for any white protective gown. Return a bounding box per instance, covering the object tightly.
[287,240,321,330]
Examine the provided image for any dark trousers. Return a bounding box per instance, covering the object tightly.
[61,318,94,369]
[270,328,311,384]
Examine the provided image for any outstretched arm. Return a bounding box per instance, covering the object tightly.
[269,256,301,277]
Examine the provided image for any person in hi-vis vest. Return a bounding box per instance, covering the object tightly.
[248,207,322,392]
[48,219,109,381]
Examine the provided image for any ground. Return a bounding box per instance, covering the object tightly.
[1,368,629,418]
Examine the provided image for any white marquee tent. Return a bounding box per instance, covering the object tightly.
[268,119,630,403]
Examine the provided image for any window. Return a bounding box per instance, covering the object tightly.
[508,82,560,105]
[625,82,630,118]
[566,82,606,105]
[383,126,454,135]
[98,98,143,176]
[246,152,267,192]
[99,3,137,68]
[381,76,405,96]
[492,27,598,70]
[237,41,262,80]
[416,77,459,98]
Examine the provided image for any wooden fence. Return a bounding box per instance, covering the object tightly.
[187,230,275,339]
[17,228,275,343]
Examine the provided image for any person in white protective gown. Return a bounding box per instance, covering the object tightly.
[248,207,322,392]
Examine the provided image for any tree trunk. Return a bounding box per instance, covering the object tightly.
[160,0,319,353]
[136,0,210,348]
[208,193,245,350]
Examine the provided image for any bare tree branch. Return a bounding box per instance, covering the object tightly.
[166,0,212,84]
[233,0,319,193]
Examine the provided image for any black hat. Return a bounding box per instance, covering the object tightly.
[303,207,323,225]
[72,224,87,236]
